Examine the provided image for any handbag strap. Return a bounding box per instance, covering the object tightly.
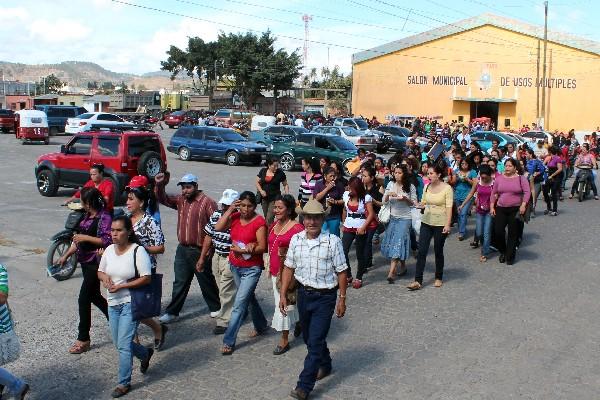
[133,245,140,279]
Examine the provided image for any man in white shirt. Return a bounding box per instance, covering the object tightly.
[280,199,348,400]
[456,126,471,148]
[294,116,304,127]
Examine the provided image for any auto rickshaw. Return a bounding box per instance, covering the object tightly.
[15,109,49,144]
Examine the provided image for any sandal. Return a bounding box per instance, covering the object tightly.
[221,345,235,356]
[387,276,395,284]
[155,324,168,350]
[407,281,421,291]
[434,279,443,288]
[480,256,488,263]
[69,340,90,354]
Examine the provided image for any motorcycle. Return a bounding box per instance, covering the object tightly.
[577,166,593,202]
[46,202,124,281]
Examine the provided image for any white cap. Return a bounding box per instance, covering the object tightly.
[218,189,239,205]
[177,173,198,186]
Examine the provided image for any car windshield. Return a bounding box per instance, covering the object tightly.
[341,127,360,136]
[291,127,309,134]
[219,131,246,142]
[328,135,357,151]
[354,119,369,129]
[77,113,94,119]
[171,111,185,116]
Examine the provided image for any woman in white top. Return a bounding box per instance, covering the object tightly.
[341,176,376,289]
[380,164,417,283]
[98,215,153,398]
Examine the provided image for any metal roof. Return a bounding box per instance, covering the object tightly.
[352,13,600,64]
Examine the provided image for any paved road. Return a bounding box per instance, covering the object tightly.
[0,130,599,399]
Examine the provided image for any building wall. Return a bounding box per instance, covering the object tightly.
[352,25,600,131]
[5,95,33,110]
[58,95,88,107]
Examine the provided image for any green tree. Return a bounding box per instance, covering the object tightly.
[37,74,65,94]
[161,37,218,93]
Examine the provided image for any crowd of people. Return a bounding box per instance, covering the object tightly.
[2,119,598,399]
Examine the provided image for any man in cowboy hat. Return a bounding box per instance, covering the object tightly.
[279,198,348,400]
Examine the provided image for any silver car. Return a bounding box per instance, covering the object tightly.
[312,126,377,151]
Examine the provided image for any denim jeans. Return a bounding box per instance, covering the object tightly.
[296,286,337,395]
[223,265,268,348]
[322,217,341,237]
[455,197,472,237]
[108,302,149,387]
[0,368,26,396]
[414,223,447,284]
[475,213,492,256]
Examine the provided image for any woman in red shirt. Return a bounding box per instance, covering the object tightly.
[215,191,268,355]
[268,194,304,355]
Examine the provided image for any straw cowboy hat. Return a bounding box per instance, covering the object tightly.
[295,197,330,216]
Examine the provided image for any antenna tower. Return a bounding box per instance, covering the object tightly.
[302,14,312,77]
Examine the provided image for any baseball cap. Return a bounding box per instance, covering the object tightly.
[218,189,239,205]
[177,173,198,186]
[126,175,149,190]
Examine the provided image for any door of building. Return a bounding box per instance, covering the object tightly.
[470,101,499,128]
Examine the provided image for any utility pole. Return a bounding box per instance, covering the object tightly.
[540,1,548,129]
[302,14,312,81]
[536,39,540,121]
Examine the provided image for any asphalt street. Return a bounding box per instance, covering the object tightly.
[0,129,599,399]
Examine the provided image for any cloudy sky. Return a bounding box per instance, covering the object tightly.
[0,0,597,76]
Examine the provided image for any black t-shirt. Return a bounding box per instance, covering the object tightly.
[257,168,287,202]
[366,184,383,213]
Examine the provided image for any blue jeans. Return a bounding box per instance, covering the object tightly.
[475,213,492,256]
[108,302,149,387]
[455,197,473,237]
[0,367,26,396]
[223,265,268,347]
[322,217,341,237]
[296,286,337,395]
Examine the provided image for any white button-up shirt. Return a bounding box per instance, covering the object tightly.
[284,231,347,289]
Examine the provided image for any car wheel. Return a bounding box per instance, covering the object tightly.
[226,151,239,166]
[37,169,58,197]
[137,151,164,178]
[279,153,295,171]
[178,146,191,161]
[49,127,59,136]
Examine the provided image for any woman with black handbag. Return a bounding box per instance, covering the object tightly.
[98,215,154,398]
[57,187,111,355]
[256,158,289,225]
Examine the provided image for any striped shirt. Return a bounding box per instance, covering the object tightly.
[203,210,232,256]
[0,264,13,333]
[284,231,347,289]
[156,187,217,247]
[298,172,322,205]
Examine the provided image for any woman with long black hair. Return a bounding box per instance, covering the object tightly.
[542,146,563,216]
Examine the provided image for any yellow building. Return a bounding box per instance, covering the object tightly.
[352,14,600,131]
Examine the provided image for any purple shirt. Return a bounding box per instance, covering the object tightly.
[77,210,112,264]
[492,174,531,208]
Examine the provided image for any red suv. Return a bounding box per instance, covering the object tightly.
[0,109,15,133]
[164,110,199,128]
[34,128,167,199]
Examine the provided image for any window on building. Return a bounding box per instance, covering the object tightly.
[458,116,464,123]
[504,119,511,127]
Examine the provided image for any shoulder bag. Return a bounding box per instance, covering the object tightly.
[129,246,163,321]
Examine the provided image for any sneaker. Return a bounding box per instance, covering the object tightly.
[543,209,550,215]
[551,211,558,216]
[158,313,178,324]
[210,309,222,318]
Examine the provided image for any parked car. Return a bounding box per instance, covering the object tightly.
[471,131,519,152]
[35,105,87,135]
[167,126,268,166]
[65,112,126,134]
[213,109,256,128]
[15,109,49,144]
[0,109,16,133]
[248,125,309,145]
[269,133,358,172]
[521,130,553,145]
[333,117,392,153]
[35,128,167,199]
[312,126,376,151]
[375,125,412,151]
[164,110,200,128]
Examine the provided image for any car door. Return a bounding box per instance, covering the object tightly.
[314,135,338,161]
[188,127,206,158]
[59,135,94,186]
[204,129,225,159]
[291,135,314,163]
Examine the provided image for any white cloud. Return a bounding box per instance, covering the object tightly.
[28,19,92,42]
[0,6,28,21]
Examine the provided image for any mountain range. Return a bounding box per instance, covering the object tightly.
[0,61,191,90]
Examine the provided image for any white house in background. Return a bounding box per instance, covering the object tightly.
[83,95,111,113]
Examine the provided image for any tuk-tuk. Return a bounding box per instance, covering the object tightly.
[15,109,49,144]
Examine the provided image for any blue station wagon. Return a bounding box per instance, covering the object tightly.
[168,126,268,166]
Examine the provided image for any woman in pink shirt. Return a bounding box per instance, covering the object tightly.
[268,195,304,355]
[490,158,531,265]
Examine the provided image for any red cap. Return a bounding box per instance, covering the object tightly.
[127,175,149,189]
